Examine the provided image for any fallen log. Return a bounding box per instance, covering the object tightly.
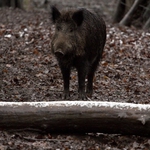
[0,101,150,136]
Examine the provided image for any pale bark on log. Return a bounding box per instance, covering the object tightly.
[0,101,150,136]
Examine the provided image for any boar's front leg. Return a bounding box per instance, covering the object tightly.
[60,66,71,99]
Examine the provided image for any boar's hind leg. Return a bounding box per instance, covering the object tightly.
[77,63,88,100]
[86,56,100,97]
[60,66,70,99]
[78,70,86,100]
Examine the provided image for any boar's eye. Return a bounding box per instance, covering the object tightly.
[69,28,74,32]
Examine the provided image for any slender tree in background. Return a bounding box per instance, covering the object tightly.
[113,0,150,29]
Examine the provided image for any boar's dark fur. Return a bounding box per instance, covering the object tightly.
[51,6,106,99]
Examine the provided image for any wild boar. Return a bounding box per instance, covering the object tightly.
[51,6,106,99]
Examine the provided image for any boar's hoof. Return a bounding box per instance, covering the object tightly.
[79,92,87,100]
[86,89,93,98]
[54,49,64,58]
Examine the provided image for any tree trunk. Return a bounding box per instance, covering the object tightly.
[113,0,126,23]
[143,1,150,29]
[119,0,144,26]
[0,0,23,9]
[143,17,150,29]
[0,0,10,7]
[0,101,150,136]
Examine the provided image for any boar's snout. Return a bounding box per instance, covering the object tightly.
[54,49,64,58]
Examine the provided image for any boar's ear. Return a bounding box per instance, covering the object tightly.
[51,6,61,23]
[72,9,84,26]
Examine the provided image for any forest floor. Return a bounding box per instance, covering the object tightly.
[0,0,150,149]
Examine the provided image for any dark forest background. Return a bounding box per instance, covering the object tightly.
[0,0,150,30]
